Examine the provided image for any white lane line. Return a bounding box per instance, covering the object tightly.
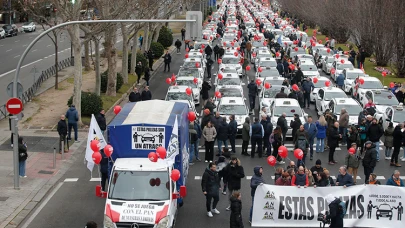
[32,49,37,52]
[377,176,386,180]
[15,40,20,43]
[401,176,405,179]
[14,55,21,58]
[47,44,52,47]
[246,176,252,180]
[90,178,101,182]
[195,176,201,180]
[64,178,79,182]
[331,176,336,179]
[20,182,64,228]
[6,49,12,52]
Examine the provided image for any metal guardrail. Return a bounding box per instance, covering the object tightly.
[0,57,72,121]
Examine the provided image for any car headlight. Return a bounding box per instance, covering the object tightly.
[155,216,170,228]
[104,215,115,228]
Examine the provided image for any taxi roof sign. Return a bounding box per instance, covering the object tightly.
[338,99,346,103]
[283,101,291,105]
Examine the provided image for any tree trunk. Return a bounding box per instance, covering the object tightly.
[152,24,162,43]
[94,38,101,95]
[54,33,59,89]
[121,23,129,83]
[68,24,83,126]
[105,25,117,96]
[130,35,138,75]
[142,24,149,52]
[84,34,91,71]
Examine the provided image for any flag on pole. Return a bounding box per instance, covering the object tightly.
[165,116,179,165]
[85,114,107,172]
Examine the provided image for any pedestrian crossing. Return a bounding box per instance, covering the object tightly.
[193,176,405,181]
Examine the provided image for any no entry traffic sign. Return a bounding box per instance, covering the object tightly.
[6,98,23,115]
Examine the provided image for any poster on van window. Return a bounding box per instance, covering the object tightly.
[166,116,179,164]
[131,126,165,150]
[252,185,405,227]
[119,202,157,224]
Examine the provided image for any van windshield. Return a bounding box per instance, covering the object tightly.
[109,170,170,201]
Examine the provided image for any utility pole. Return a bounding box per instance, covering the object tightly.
[9,0,12,24]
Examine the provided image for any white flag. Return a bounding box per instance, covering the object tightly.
[85,114,107,172]
[165,116,179,165]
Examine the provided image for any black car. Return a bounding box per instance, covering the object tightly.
[2,24,18,37]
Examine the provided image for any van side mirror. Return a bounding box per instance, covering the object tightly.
[180,185,187,197]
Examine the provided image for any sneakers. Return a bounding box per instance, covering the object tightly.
[385,157,391,160]
[207,211,213,217]
[212,208,220,214]
[226,206,231,211]
[189,163,194,166]
[205,160,208,163]
[11,144,13,148]
[20,176,27,178]
[396,163,402,167]
[310,156,313,161]
[75,140,80,143]
[209,160,213,163]
[401,158,405,162]
[222,191,227,195]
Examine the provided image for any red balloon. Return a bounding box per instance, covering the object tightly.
[278,146,288,158]
[215,91,222,98]
[284,42,287,46]
[195,62,200,68]
[246,65,251,71]
[252,52,257,57]
[294,47,298,52]
[185,87,192,96]
[165,78,172,84]
[186,48,190,52]
[382,72,387,77]
[258,67,263,72]
[276,52,280,57]
[348,148,356,155]
[340,59,345,64]
[255,78,262,85]
[330,68,336,75]
[264,82,271,89]
[148,152,158,162]
[104,144,113,157]
[294,149,304,160]
[156,146,167,159]
[218,73,223,80]
[390,82,395,88]
[325,81,331,87]
[193,78,198,84]
[231,42,235,47]
[234,52,238,57]
[171,169,181,182]
[113,105,122,115]
[223,42,227,46]
[263,41,267,46]
[92,152,102,165]
[311,42,316,47]
[318,40,322,44]
[188,111,196,122]
[199,49,203,53]
[90,140,100,152]
[292,84,299,91]
[335,54,340,59]
[171,74,176,82]
[359,78,365,85]
[327,48,331,53]
[201,44,205,49]
[185,53,189,58]
[325,37,329,41]
[267,156,276,167]
[236,47,241,51]
[218,59,222,64]
[313,77,318,83]
[289,64,295,71]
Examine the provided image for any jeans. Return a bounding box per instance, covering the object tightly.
[251,137,262,158]
[195,139,200,160]
[339,127,347,144]
[101,172,108,191]
[19,160,26,176]
[176,47,181,53]
[205,194,219,212]
[68,123,78,141]
[217,140,228,154]
[316,138,325,152]
[164,63,170,72]
[249,95,256,111]
[385,147,392,158]
[308,137,314,157]
[229,136,236,153]
[373,141,380,160]
[242,140,249,155]
[304,92,311,107]
[364,166,374,183]
[249,196,254,222]
[189,143,196,163]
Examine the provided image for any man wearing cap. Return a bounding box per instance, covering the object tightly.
[275,87,288,98]
[310,159,323,176]
[362,141,377,183]
[367,118,383,161]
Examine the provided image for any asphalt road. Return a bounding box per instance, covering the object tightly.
[20,36,405,228]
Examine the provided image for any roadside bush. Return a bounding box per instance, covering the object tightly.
[150,42,165,59]
[157,26,173,48]
[128,52,148,73]
[100,70,123,93]
[67,92,103,116]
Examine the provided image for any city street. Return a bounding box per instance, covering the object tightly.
[20,37,405,228]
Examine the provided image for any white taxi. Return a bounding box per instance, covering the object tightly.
[298,60,320,78]
[252,49,273,64]
[219,55,242,77]
[255,57,277,72]
[270,99,308,137]
[216,97,249,132]
[327,98,363,125]
[216,66,238,76]
[214,73,244,90]
[310,76,332,102]
[181,58,205,78]
[321,56,335,74]
[165,86,197,110]
[194,40,212,51]
[360,90,399,114]
[374,104,405,130]
[342,68,365,93]
[331,60,354,81]
[186,51,205,61]
[213,87,245,106]
[177,68,202,80]
[260,85,290,113]
[351,76,384,101]
[295,54,314,64]
[175,77,202,105]
[315,87,347,116]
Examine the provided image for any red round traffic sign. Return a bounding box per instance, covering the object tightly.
[6,98,23,115]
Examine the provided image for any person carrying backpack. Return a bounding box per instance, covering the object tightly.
[325,194,345,228]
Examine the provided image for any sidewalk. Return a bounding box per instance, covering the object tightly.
[0,17,185,228]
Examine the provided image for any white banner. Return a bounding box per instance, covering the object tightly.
[85,114,107,172]
[131,126,165,150]
[252,184,405,227]
[166,116,179,165]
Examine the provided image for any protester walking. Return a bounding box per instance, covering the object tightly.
[143,67,150,86]
[147,50,154,70]
[260,114,273,157]
[277,113,288,143]
[228,115,238,153]
[315,115,327,153]
[391,124,403,167]
[224,157,245,210]
[181,27,186,40]
[325,194,344,228]
[338,108,349,145]
[175,39,182,54]
[294,125,309,165]
[328,122,340,165]
[163,51,172,72]
[201,81,212,107]
[249,166,264,223]
[99,149,109,191]
[271,126,284,164]
[128,87,142,102]
[96,109,106,134]
[247,80,258,113]
[202,162,221,217]
[230,191,244,228]
[241,117,250,156]
[203,121,217,162]
[301,78,314,108]
[18,137,28,178]
[250,117,264,158]
[362,141,377,183]
[217,118,229,155]
[213,44,220,60]
[57,115,68,153]
[189,121,198,165]
[367,118,383,161]
[206,56,214,78]
[383,122,394,160]
[345,144,360,184]
[66,104,79,142]
[135,61,143,85]
[290,114,302,141]
[304,116,317,160]
[141,86,152,101]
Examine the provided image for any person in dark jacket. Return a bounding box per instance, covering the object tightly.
[282,59,289,76]
[147,50,154,70]
[365,173,381,185]
[315,172,330,187]
[181,28,186,40]
[230,192,244,228]
[143,67,150,86]
[359,49,366,69]
[202,163,221,217]
[217,118,229,155]
[205,98,216,116]
[201,81,212,107]
[290,114,302,140]
[277,113,288,143]
[386,170,405,186]
[362,141,377,183]
[367,118,383,161]
[163,51,172,72]
[336,166,354,187]
[391,124,403,167]
[128,87,142,102]
[201,109,214,130]
[228,115,238,153]
[292,67,304,85]
[301,78,314,108]
[275,87,288,98]
[96,109,106,134]
[241,117,250,156]
[141,86,152,101]
[18,137,28,177]
[276,61,284,76]
[247,80,258,112]
[224,157,245,210]
[310,159,323,176]
[65,105,79,142]
[99,149,109,191]
[328,122,341,165]
[213,44,220,60]
[206,56,214,78]
[260,114,273,156]
[249,166,264,222]
[325,194,344,228]
[135,61,143,85]
[219,46,225,58]
[205,45,213,59]
[174,39,182,53]
[250,117,264,158]
[57,115,68,153]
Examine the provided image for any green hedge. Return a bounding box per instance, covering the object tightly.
[157,26,173,48]
[128,52,148,73]
[150,42,164,59]
[67,92,103,116]
[100,70,123,93]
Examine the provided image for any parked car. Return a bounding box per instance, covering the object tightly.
[2,24,18,37]
[22,22,36,32]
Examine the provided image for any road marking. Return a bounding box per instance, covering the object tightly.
[32,49,37,52]
[64,178,79,182]
[20,182,64,228]
[47,44,52,47]
[15,40,19,43]
[21,59,43,69]
[246,176,252,180]
[6,49,12,52]
[14,55,21,58]
[401,176,405,179]
[331,176,336,179]
[376,176,386,180]
[90,178,101,182]
[194,176,201,180]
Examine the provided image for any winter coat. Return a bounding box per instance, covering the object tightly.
[96,113,106,131]
[242,119,250,141]
[217,121,229,141]
[383,127,394,147]
[275,91,288,98]
[203,126,217,142]
[246,42,252,51]
[141,90,152,101]
[129,91,142,102]
[301,81,314,93]
[277,116,288,133]
[201,168,220,196]
[228,120,238,138]
[247,82,258,96]
[201,113,214,130]
[65,106,79,124]
[310,165,324,176]
[224,163,245,190]
[316,121,327,139]
[163,53,172,63]
[275,177,291,186]
[294,70,304,83]
[367,123,383,142]
[336,74,344,86]
[336,173,354,187]
[250,166,264,197]
[290,118,302,141]
[338,111,349,128]
[316,178,329,187]
[230,196,244,228]
[304,122,317,139]
[144,68,150,81]
[57,119,67,136]
[291,173,309,186]
[345,153,360,168]
[276,63,284,75]
[328,126,340,148]
[326,198,344,228]
[135,64,143,76]
[201,81,211,100]
[212,116,223,132]
[205,100,216,114]
[18,139,28,162]
[362,144,377,168]
[213,45,220,54]
[386,175,405,186]
[393,125,403,147]
[205,45,213,55]
[175,40,182,48]
[99,149,109,173]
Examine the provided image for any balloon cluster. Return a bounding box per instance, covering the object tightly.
[90,139,113,165]
[148,146,181,182]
